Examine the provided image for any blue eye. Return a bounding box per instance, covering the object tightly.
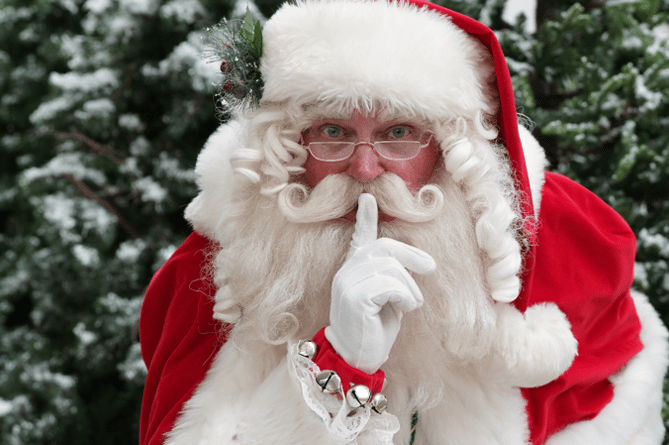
[324,125,343,138]
[389,126,409,138]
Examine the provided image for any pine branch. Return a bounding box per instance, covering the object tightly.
[43,128,125,165]
[62,173,140,239]
[205,8,264,111]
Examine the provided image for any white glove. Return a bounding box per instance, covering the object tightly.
[325,194,437,374]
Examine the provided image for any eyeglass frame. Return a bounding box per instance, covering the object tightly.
[302,133,434,162]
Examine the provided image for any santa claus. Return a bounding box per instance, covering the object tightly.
[139,0,669,444]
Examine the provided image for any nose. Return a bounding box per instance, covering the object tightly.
[345,143,385,183]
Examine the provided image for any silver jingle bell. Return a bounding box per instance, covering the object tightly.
[297,340,317,359]
[345,384,372,408]
[316,370,341,394]
[370,393,388,414]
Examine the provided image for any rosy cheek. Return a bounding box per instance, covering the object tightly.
[302,156,346,188]
[406,146,441,189]
[388,159,438,191]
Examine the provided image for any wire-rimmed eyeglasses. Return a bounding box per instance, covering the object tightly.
[304,134,433,162]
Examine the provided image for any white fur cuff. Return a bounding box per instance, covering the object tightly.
[491,302,578,388]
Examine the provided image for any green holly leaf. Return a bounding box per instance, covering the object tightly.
[251,19,263,59]
[240,8,263,59]
[241,8,255,41]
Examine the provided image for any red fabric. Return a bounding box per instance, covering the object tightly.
[520,173,642,444]
[312,328,386,394]
[139,233,226,445]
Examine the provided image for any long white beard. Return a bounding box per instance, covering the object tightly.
[210,170,498,407]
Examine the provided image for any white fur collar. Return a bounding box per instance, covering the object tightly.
[185,119,246,244]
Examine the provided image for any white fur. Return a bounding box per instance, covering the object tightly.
[382,369,531,445]
[489,302,578,388]
[416,382,529,445]
[518,124,547,218]
[545,290,669,445]
[261,0,497,120]
[185,120,247,243]
[165,338,341,445]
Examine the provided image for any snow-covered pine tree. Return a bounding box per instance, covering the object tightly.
[0,0,281,443]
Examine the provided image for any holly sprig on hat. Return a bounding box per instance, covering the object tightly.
[205,9,264,112]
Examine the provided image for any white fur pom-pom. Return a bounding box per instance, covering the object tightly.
[491,302,578,388]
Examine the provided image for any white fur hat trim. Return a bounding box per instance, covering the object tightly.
[260,0,497,119]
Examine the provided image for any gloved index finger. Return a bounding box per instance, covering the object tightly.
[381,238,437,275]
[349,193,378,253]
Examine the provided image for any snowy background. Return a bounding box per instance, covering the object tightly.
[1,0,668,443]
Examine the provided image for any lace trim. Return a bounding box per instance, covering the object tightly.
[287,342,399,444]
[356,414,401,445]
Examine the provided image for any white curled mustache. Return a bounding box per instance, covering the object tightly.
[277,173,444,224]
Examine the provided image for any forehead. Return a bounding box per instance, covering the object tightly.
[301,104,430,129]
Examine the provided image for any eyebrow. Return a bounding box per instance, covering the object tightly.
[301,105,432,131]
[307,114,424,127]
[304,111,350,126]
